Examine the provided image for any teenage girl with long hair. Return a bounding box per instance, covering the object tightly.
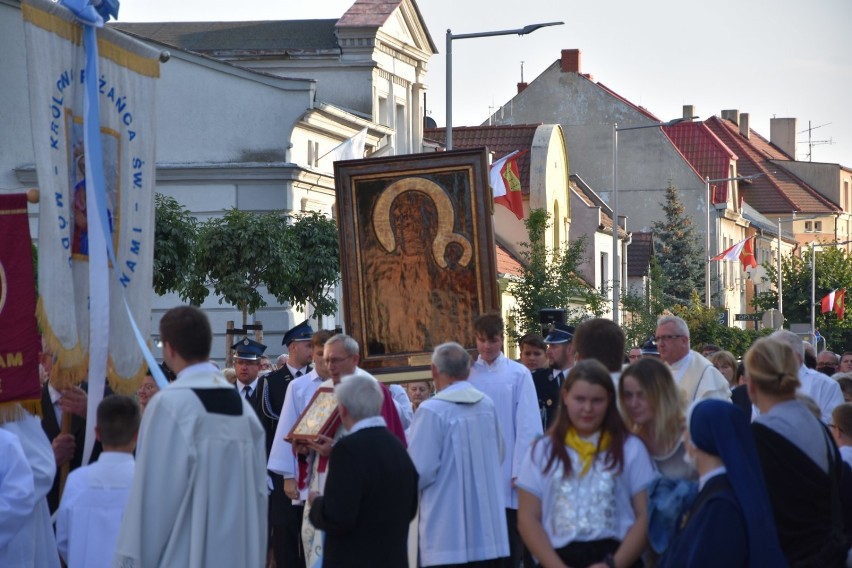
[517,360,657,568]
[618,358,696,480]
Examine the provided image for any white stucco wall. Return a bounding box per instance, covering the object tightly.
[0,1,37,193]
[154,53,314,164]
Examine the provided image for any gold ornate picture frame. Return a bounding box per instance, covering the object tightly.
[286,387,340,442]
[334,148,499,377]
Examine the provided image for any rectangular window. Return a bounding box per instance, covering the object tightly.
[805,221,812,232]
[600,252,608,294]
[815,221,823,233]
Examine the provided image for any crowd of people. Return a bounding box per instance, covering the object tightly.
[2,307,852,568]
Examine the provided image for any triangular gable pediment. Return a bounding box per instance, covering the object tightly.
[337,0,436,60]
[381,0,435,57]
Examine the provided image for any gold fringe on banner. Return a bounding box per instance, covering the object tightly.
[0,399,43,426]
[38,297,150,395]
[106,356,147,396]
[37,296,89,389]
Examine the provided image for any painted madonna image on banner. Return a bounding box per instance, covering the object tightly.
[335,149,499,373]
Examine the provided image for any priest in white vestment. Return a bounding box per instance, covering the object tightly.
[113,306,268,568]
[656,316,731,403]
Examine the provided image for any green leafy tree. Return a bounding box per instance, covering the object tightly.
[277,211,340,318]
[153,194,200,301]
[674,291,771,357]
[621,256,667,347]
[190,209,297,325]
[753,244,852,349]
[506,208,604,344]
[652,179,704,306]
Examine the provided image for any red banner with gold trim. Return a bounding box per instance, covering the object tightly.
[0,193,42,418]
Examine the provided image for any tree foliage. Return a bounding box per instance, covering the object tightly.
[506,209,605,344]
[623,267,772,356]
[189,208,296,324]
[276,210,340,318]
[752,244,852,350]
[621,256,667,347]
[673,291,772,357]
[153,199,342,324]
[652,179,704,306]
[153,194,200,301]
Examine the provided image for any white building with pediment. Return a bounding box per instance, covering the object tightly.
[1,0,437,356]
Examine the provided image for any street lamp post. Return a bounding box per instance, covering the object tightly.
[610,117,695,324]
[777,213,819,316]
[703,173,764,308]
[445,22,563,150]
[808,237,852,348]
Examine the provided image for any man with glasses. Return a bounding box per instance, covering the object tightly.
[655,315,731,403]
[816,350,839,377]
[296,334,407,566]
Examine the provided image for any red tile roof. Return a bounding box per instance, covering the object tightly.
[424,125,541,195]
[496,242,524,277]
[663,122,738,204]
[703,116,839,215]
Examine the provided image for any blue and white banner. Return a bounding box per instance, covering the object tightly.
[23,0,158,396]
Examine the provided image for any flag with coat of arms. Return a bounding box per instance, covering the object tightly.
[490,150,528,220]
[711,236,757,270]
[821,289,845,320]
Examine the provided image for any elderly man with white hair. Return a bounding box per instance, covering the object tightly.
[769,330,843,423]
[408,342,509,567]
[308,371,418,568]
[654,315,731,403]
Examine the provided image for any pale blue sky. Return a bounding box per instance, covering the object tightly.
[121,0,852,166]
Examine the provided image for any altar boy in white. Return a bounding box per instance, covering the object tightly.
[56,395,140,568]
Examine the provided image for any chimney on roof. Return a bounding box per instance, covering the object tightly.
[517,82,528,94]
[770,117,798,159]
[683,105,696,121]
[739,113,750,139]
[561,49,581,73]
[721,109,740,126]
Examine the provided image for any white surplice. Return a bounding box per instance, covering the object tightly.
[113,364,268,568]
[408,381,509,566]
[56,452,135,568]
[0,428,36,567]
[468,353,543,509]
[1,410,60,568]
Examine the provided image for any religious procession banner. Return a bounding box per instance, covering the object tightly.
[22,0,159,394]
[0,193,42,421]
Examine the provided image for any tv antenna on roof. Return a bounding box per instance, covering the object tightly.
[797,121,834,162]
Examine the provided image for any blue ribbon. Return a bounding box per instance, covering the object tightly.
[59,0,167,389]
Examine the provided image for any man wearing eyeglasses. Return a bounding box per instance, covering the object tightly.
[816,350,839,377]
[655,315,731,403]
[296,333,407,567]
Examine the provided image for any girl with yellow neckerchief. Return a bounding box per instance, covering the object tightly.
[517,360,658,568]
